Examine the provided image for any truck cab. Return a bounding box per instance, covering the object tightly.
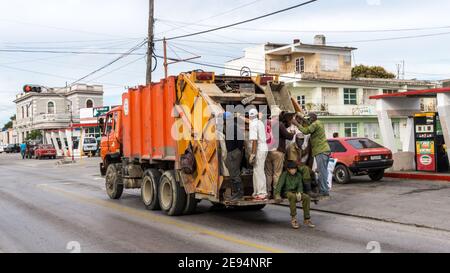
[100,106,122,176]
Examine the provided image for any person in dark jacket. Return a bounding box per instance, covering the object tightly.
[275,161,315,229]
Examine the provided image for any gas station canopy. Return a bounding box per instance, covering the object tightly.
[370,87,450,172]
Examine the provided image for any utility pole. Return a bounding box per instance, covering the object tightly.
[146,0,154,85]
[163,38,168,79]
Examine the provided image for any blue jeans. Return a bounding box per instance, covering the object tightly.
[315,153,330,194]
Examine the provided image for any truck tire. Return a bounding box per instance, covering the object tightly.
[334,164,351,184]
[158,170,186,216]
[369,170,385,181]
[183,193,197,215]
[105,163,123,199]
[141,169,162,211]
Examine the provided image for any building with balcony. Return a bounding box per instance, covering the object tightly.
[225,35,438,150]
[13,84,103,154]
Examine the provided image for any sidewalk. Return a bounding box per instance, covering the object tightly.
[385,171,450,182]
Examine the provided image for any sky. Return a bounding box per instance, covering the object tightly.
[1,0,450,126]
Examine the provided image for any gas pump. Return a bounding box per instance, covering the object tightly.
[414,113,449,172]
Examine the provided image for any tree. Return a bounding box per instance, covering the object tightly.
[352,65,396,79]
[2,115,16,131]
[26,130,42,141]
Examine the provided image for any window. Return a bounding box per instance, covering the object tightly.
[297,95,306,110]
[86,99,94,108]
[321,54,339,72]
[328,140,347,153]
[362,89,379,105]
[343,54,352,66]
[364,123,380,139]
[324,123,340,138]
[344,123,358,137]
[295,57,305,73]
[47,101,55,114]
[346,139,383,150]
[392,122,400,138]
[383,89,398,94]
[26,105,29,118]
[22,106,25,119]
[322,88,339,106]
[344,88,357,105]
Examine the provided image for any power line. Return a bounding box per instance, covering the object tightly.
[330,31,450,44]
[156,0,318,41]
[156,0,264,36]
[70,39,148,85]
[158,19,450,34]
[0,49,145,55]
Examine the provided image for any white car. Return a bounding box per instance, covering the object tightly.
[82,137,98,156]
[0,144,7,153]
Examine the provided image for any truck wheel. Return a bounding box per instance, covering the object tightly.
[334,164,351,184]
[141,169,162,211]
[105,163,123,199]
[183,193,197,215]
[158,171,186,216]
[369,170,385,181]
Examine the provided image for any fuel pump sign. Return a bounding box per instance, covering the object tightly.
[414,113,447,172]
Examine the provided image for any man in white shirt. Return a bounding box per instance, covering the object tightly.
[248,108,268,200]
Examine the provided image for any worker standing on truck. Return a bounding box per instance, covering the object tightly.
[265,107,295,198]
[275,161,315,229]
[223,112,245,201]
[293,113,331,198]
[249,108,268,201]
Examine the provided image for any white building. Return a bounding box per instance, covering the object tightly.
[225,36,438,151]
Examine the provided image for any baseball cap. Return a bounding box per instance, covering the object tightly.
[249,108,258,118]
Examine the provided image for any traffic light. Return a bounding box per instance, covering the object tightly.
[23,85,42,93]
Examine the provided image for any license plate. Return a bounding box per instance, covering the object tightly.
[371,156,382,160]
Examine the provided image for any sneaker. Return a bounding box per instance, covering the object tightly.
[254,194,268,201]
[304,219,316,228]
[291,218,300,229]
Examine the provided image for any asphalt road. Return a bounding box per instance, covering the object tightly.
[0,153,449,253]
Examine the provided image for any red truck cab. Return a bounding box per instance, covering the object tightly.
[100,106,123,176]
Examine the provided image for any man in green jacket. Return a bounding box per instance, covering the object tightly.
[293,113,331,197]
[275,161,315,229]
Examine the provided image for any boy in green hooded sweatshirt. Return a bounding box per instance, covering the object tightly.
[275,161,316,229]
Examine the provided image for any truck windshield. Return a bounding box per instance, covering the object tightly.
[346,139,383,149]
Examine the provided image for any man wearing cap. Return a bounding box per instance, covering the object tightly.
[248,108,268,200]
[223,112,245,201]
[293,113,331,198]
[265,107,295,198]
[275,161,315,229]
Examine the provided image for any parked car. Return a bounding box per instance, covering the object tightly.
[82,137,98,156]
[4,144,20,153]
[328,138,394,184]
[34,144,57,159]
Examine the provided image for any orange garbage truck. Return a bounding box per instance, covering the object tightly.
[99,71,297,216]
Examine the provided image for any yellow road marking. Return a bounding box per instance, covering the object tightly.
[37,184,284,253]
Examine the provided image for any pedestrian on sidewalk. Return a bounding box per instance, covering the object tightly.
[20,142,27,159]
[275,161,315,229]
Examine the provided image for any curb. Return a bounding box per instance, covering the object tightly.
[385,172,450,182]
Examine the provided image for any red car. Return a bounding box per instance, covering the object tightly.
[34,144,57,160]
[328,138,394,184]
